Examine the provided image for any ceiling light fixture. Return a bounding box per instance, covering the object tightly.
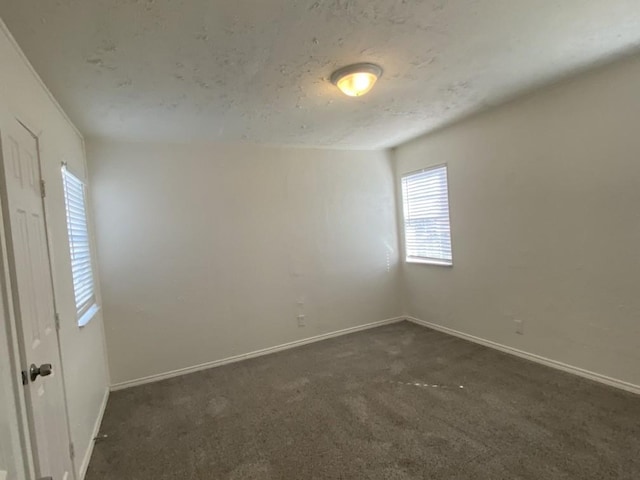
[330,63,383,97]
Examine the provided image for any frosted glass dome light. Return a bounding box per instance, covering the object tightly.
[330,63,383,97]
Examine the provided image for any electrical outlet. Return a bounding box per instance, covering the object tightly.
[514,319,524,335]
[297,314,306,327]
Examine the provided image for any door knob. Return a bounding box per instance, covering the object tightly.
[30,363,53,382]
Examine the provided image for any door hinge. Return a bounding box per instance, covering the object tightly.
[55,312,61,331]
[40,179,46,198]
[69,442,75,460]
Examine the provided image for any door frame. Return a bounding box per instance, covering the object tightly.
[0,107,77,480]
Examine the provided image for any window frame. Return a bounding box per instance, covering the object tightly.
[61,163,99,327]
[400,163,454,267]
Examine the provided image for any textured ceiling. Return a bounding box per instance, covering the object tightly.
[1,0,640,149]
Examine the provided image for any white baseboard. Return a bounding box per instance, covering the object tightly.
[406,316,640,396]
[111,317,405,391]
[78,388,110,480]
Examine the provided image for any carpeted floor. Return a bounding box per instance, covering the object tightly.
[86,321,640,479]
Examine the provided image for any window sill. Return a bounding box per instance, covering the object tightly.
[78,304,101,328]
[406,257,453,267]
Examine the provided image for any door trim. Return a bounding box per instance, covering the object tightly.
[0,108,36,480]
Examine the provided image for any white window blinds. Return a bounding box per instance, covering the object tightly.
[401,165,453,265]
[62,165,96,324]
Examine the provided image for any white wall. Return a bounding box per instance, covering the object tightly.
[0,20,109,479]
[87,141,401,386]
[394,53,640,388]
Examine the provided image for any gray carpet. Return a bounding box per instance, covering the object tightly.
[86,321,640,479]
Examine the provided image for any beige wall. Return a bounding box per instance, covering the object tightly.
[0,20,109,479]
[394,53,640,387]
[87,141,401,386]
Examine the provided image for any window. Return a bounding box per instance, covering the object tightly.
[62,165,98,326]
[401,164,453,265]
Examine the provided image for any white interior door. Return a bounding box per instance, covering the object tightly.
[0,116,73,480]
